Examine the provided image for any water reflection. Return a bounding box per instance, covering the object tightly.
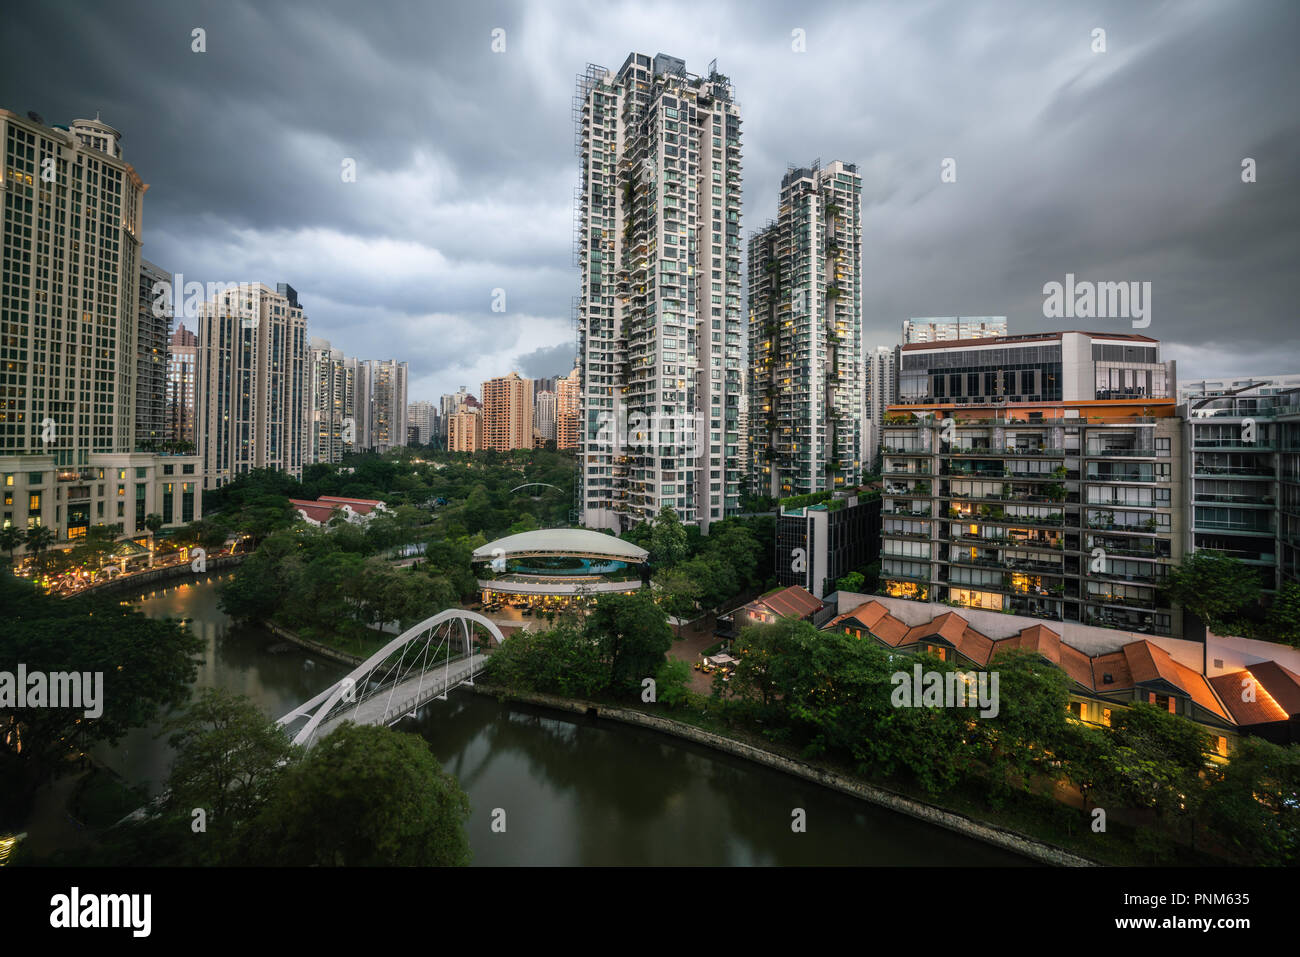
[117,580,1029,866]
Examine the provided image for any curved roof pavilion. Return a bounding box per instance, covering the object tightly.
[472,528,648,564]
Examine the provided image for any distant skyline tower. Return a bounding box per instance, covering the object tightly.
[534,390,557,444]
[408,400,435,445]
[166,325,199,446]
[556,368,580,451]
[863,344,898,467]
[482,371,534,451]
[574,52,744,532]
[307,337,354,464]
[748,160,863,497]
[197,281,309,487]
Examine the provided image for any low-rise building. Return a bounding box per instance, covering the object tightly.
[775,488,881,598]
[826,596,1300,753]
[289,495,387,527]
[1,452,203,556]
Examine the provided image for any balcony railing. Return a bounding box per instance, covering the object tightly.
[1196,546,1276,562]
[1084,447,1156,458]
[1193,520,1275,534]
[1192,465,1276,477]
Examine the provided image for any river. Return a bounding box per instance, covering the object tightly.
[98,576,1029,866]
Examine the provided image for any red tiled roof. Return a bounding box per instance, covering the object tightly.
[290,499,340,524]
[1247,660,1300,715]
[828,600,891,630]
[317,495,384,514]
[954,626,995,665]
[750,586,823,621]
[820,602,1293,727]
[1210,670,1290,725]
[1111,642,1229,721]
[1091,651,1134,693]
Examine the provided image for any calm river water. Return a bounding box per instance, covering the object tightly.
[97,576,1029,866]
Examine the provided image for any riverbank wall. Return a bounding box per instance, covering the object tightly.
[262,621,365,667]
[471,683,1096,868]
[77,553,247,598]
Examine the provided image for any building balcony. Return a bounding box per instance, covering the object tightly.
[1083,447,1156,458]
[1192,465,1276,477]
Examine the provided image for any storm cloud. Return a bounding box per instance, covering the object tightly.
[3,0,1295,400]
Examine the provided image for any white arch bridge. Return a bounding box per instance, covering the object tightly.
[277,609,507,748]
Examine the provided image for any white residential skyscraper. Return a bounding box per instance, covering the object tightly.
[534,390,557,443]
[748,160,863,497]
[575,52,743,532]
[197,282,310,488]
[408,400,435,446]
[341,358,408,452]
[308,337,355,464]
[864,345,898,467]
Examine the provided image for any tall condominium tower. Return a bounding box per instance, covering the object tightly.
[136,259,172,448]
[307,337,355,464]
[0,110,203,550]
[556,368,580,451]
[343,358,408,452]
[903,316,1007,344]
[534,390,557,443]
[367,359,408,452]
[574,53,743,532]
[482,371,534,451]
[864,345,898,468]
[166,325,199,446]
[448,401,483,452]
[748,160,863,498]
[197,281,309,487]
[408,400,435,445]
[0,111,147,466]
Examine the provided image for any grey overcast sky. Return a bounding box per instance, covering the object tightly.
[2,0,1296,401]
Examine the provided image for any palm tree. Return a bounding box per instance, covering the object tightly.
[23,525,57,578]
[0,525,22,569]
[144,513,164,567]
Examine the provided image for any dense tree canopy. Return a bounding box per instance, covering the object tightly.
[247,722,472,866]
[0,574,204,825]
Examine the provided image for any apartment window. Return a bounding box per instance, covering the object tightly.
[1156,437,1171,455]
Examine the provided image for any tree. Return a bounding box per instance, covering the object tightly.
[0,526,21,568]
[481,619,607,698]
[247,723,471,866]
[143,513,165,566]
[1264,581,1300,647]
[1164,552,1261,634]
[22,524,55,575]
[649,507,688,568]
[1203,735,1299,865]
[974,649,1072,797]
[585,591,674,696]
[654,567,701,637]
[1097,703,1211,855]
[162,688,297,862]
[0,575,204,825]
[836,571,865,593]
